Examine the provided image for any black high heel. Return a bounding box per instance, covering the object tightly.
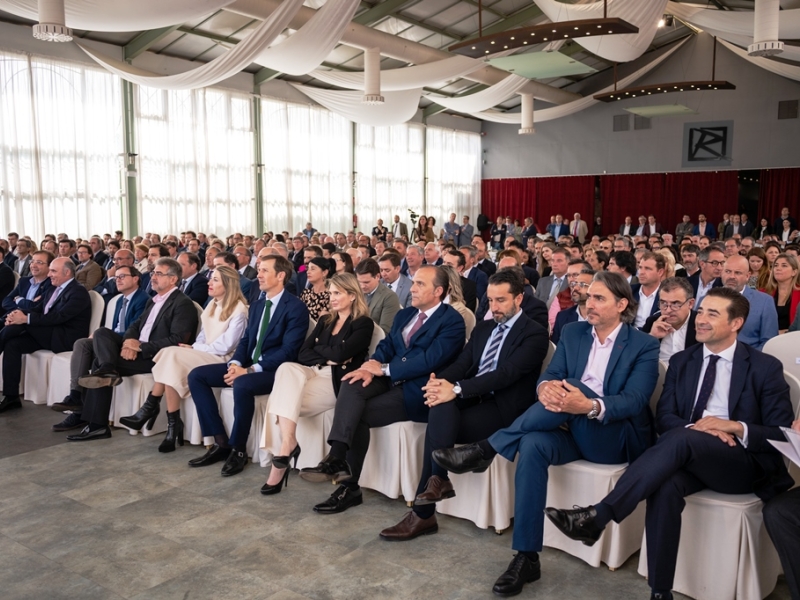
[158,410,184,453]
[260,444,301,496]
[261,468,290,495]
[119,394,161,431]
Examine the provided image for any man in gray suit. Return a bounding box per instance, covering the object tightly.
[356,258,400,335]
[391,215,409,240]
[460,216,474,247]
[378,253,412,309]
[533,246,569,309]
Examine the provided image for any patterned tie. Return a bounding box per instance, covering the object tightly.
[387,282,393,291]
[477,323,508,377]
[180,279,187,292]
[116,297,129,334]
[550,277,562,298]
[44,286,62,314]
[251,299,273,362]
[691,355,721,422]
[404,312,427,347]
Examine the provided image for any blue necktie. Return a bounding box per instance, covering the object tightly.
[477,324,507,376]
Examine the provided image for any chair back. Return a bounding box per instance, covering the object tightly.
[369,322,385,356]
[542,341,556,372]
[649,360,668,415]
[307,318,317,338]
[764,332,800,382]
[784,371,800,419]
[104,294,123,329]
[193,301,204,336]
[462,310,476,343]
[87,290,105,333]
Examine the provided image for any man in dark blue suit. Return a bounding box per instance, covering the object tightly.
[433,271,660,597]
[546,287,795,600]
[300,265,465,513]
[188,255,309,477]
[460,245,488,302]
[177,252,208,307]
[631,251,665,329]
[0,258,92,412]
[1,249,52,317]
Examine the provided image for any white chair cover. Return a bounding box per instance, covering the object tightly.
[46,352,72,406]
[111,374,167,436]
[180,393,214,446]
[360,420,427,502]
[218,388,260,461]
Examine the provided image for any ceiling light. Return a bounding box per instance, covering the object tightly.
[595,80,736,102]
[32,0,73,42]
[658,18,665,28]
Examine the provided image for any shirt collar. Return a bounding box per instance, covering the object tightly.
[418,302,442,320]
[639,284,659,299]
[122,289,138,302]
[591,322,624,347]
[495,307,523,330]
[153,286,179,304]
[702,340,737,363]
[57,278,74,292]
[265,288,285,305]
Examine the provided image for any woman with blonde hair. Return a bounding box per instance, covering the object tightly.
[655,247,677,278]
[762,253,800,333]
[440,265,475,341]
[120,266,248,452]
[260,273,374,495]
[134,243,149,271]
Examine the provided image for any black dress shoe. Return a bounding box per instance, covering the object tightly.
[51,397,82,412]
[651,592,673,600]
[220,450,248,477]
[52,412,87,432]
[66,425,112,441]
[299,453,352,483]
[544,505,604,546]
[0,396,22,413]
[188,444,231,467]
[432,442,494,474]
[313,485,363,514]
[492,553,541,597]
[78,368,122,389]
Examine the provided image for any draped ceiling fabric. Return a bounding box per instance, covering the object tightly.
[535,0,670,63]
[253,0,360,76]
[75,0,304,90]
[290,84,422,126]
[0,0,235,31]
[309,56,484,91]
[719,39,800,83]
[431,74,530,113]
[473,37,687,124]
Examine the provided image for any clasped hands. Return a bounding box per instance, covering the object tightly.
[690,416,744,447]
[120,339,141,361]
[423,373,456,407]
[538,380,593,414]
[4,309,27,326]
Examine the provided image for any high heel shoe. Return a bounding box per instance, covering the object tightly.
[272,443,302,470]
[260,444,301,496]
[119,394,161,431]
[158,410,184,453]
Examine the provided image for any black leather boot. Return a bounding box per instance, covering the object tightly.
[158,410,184,453]
[119,394,161,431]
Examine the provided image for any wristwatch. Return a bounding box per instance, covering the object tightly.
[246,366,256,374]
[380,363,390,376]
[587,399,601,420]
[453,382,463,397]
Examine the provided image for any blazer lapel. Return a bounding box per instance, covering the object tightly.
[575,326,594,377]
[603,324,629,391]
[683,344,704,419]
[266,293,289,335]
[497,317,525,362]
[727,343,749,416]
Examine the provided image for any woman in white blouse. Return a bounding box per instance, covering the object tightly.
[148,266,247,453]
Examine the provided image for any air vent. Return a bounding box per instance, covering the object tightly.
[778,100,798,120]
[633,115,651,130]
[613,114,630,132]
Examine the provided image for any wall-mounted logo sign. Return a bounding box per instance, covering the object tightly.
[682,120,733,168]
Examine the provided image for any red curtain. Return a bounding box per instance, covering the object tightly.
[480,178,537,224]
[663,171,739,231]
[760,168,800,225]
[601,173,665,234]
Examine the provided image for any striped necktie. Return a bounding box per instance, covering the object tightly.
[477,324,508,377]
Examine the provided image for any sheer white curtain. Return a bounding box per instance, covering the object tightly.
[136,86,254,237]
[0,50,123,241]
[355,123,424,231]
[426,126,482,226]
[261,97,352,235]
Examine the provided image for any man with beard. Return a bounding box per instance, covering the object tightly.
[551,266,595,346]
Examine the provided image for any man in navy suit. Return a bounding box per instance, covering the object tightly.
[460,246,488,302]
[177,252,208,307]
[300,265,465,513]
[687,246,724,307]
[188,255,309,476]
[378,253,412,309]
[0,247,17,322]
[0,258,92,413]
[379,269,550,540]
[1,249,52,318]
[631,251,665,329]
[546,286,794,600]
[642,277,700,362]
[551,266,594,346]
[433,271,660,597]
[547,214,568,240]
[51,266,148,430]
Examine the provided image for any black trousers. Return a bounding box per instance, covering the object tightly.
[763,486,800,600]
[0,326,43,397]
[327,376,408,484]
[413,397,505,519]
[602,426,757,592]
[81,328,154,426]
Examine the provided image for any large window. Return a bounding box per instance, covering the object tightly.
[261,97,352,235]
[0,50,123,240]
[136,87,254,237]
[426,126,482,228]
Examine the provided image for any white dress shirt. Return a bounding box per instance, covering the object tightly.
[579,322,624,420]
[232,289,285,373]
[658,316,689,362]
[635,285,659,328]
[139,287,179,342]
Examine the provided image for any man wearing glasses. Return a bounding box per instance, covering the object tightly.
[1,250,53,328]
[688,246,724,307]
[68,258,198,441]
[95,250,136,301]
[551,265,595,346]
[642,277,699,361]
[51,266,149,431]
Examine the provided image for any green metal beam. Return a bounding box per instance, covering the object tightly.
[121,79,139,235]
[123,26,180,61]
[254,68,282,86]
[462,4,544,41]
[252,95,265,233]
[353,0,413,25]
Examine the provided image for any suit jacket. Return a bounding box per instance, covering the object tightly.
[2,276,51,314]
[675,222,694,239]
[657,342,794,500]
[182,275,209,306]
[93,251,109,268]
[367,282,401,335]
[631,283,661,327]
[460,223,474,246]
[475,259,496,278]
[25,279,92,353]
[687,271,722,303]
[466,267,488,303]
[75,260,104,290]
[534,274,568,309]
[521,225,538,247]
[548,223,568,239]
[459,276,477,313]
[3,252,16,268]
[619,224,634,237]
[490,224,507,247]
[13,255,31,278]
[372,225,388,240]
[438,314,550,426]
[388,274,412,309]
[724,224,749,239]
[240,265,258,281]
[230,291,309,374]
[551,304,581,346]
[476,289,549,331]
[695,286,778,350]
[298,315,374,396]
[774,216,797,233]
[539,321,661,463]
[109,289,149,333]
[568,219,589,243]
[123,289,199,360]
[718,220,729,239]
[644,223,664,237]
[372,303,465,422]
[391,222,409,239]
[692,222,716,238]
[642,310,699,354]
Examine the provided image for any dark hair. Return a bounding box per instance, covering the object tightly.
[593,271,637,324]
[155,257,182,280]
[507,239,523,250]
[660,276,694,300]
[77,243,92,254]
[593,250,609,269]
[444,249,466,268]
[422,265,448,300]
[151,243,170,257]
[699,246,725,262]
[181,252,202,270]
[682,243,700,255]
[116,265,142,280]
[568,258,591,269]
[355,257,380,278]
[705,286,750,329]
[489,268,524,297]
[260,254,295,285]
[33,250,55,264]
[639,251,666,271]
[215,251,238,270]
[308,256,332,278]
[322,242,337,254]
[378,252,401,268]
[609,250,637,275]
[107,240,120,251]
[333,251,354,274]
[306,245,323,258]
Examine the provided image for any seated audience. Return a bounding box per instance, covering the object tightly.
[642,277,698,361]
[688,246,725,307]
[607,250,638,285]
[332,250,354,275]
[632,251,666,329]
[747,247,770,290]
[74,243,105,289]
[300,256,331,321]
[441,249,477,312]
[761,253,800,333]
[533,247,569,309]
[356,258,400,335]
[177,252,209,306]
[1,250,53,318]
[440,265,474,341]
[378,253,412,309]
[551,266,594,346]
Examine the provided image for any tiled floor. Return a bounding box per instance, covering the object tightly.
[0,403,792,600]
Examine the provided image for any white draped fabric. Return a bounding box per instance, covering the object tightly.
[0,0,235,31]
[76,0,304,91]
[260,97,352,235]
[719,38,800,83]
[0,50,123,241]
[472,37,688,124]
[536,0,669,63]
[667,2,800,40]
[431,74,531,114]
[253,0,360,76]
[136,86,254,236]
[309,56,484,91]
[290,84,422,126]
[425,127,481,225]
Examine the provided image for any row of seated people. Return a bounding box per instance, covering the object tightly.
[1,244,799,600]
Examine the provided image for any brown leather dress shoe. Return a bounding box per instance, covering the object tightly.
[379,511,438,541]
[414,475,456,506]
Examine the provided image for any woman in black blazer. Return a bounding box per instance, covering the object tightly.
[756,218,774,240]
[259,272,374,495]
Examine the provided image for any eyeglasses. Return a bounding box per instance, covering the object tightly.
[30,260,47,266]
[658,299,691,311]
[704,260,725,268]
[569,281,591,289]
[150,271,171,278]
[114,274,133,281]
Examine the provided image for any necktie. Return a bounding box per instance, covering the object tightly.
[691,355,721,422]
[550,277,562,298]
[477,323,508,376]
[387,282,393,291]
[180,279,187,292]
[404,312,427,347]
[44,286,62,314]
[76,263,84,272]
[573,222,578,236]
[251,299,273,362]
[116,297,129,334]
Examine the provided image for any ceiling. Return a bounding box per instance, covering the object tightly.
[0,0,770,116]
